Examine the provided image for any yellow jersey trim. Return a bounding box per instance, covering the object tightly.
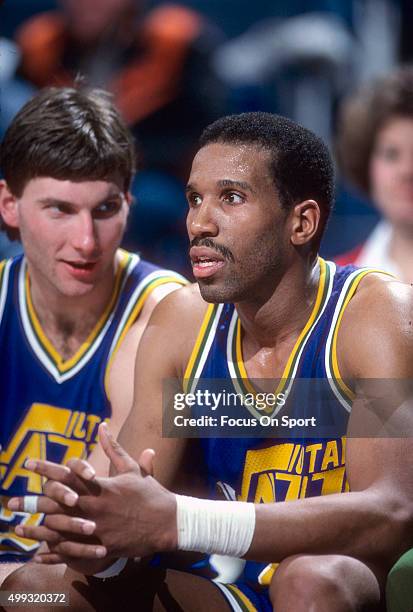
[183,303,217,392]
[234,257,328,396]
[25,251,130,373]
[104,273,187,399]
[0,260,8,324]
[225,584,257,612]
[330,268,393,401]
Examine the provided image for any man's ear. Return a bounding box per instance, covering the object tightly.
[290,200,321,247]
[0,181,19,229]
[125,191,133,208]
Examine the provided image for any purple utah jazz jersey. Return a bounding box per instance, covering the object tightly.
[0,249,185,562]
[183,258,379,606]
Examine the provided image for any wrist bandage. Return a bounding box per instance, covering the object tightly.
[93,557,127,579]
[175,495,255,557]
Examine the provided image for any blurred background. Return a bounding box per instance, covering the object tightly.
[1,0,413,278]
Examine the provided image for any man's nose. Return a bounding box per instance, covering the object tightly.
[72,212,98,255]
[399,153,413,179]
[188,200,219,238]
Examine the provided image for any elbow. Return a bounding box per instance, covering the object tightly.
[376,493,413,567]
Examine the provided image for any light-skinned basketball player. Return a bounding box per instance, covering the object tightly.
[0,87,185,584]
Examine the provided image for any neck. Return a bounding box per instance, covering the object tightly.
[27,257,118,355]
[235,255,320,348]
[389,224,413,282]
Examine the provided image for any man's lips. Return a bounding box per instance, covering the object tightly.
[189,246,226,279]
[63,260,97,269]
[60,260,99,279]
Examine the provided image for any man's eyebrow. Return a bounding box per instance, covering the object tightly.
[185,180,256,193]
[37,197,74,206]
[37,193,122,206]
[218,179,255,193]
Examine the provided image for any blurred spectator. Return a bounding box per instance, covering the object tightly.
[212,11,356,145]
[2,0,227,272]
[210,0,402,146]
[335,65,413,282]
[14,0,225,176]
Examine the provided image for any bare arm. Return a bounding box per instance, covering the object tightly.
[251,277,413,568]
[11,280,413,571]
[116,284,207,489]
[96,277,413,567]
[252,438,413,567]
[86,282,184,476]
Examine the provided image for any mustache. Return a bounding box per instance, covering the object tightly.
[190,237,235,263]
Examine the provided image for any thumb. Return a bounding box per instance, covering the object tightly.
[138,448,155,477]
[99,422,139,475]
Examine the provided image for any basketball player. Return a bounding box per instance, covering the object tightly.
[6,113,413,611]
[0,87,186,583]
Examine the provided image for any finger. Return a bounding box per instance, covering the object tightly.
[42,481,79,507]
[49,540,107,559]
[8,496,64,514]
[44,515,96,536]
[15,524,63,545]
[66,458,96,481]
[138,448,155,477]
[24,459,72,482]
[24,459,96,497]
[33,552,67,565]
[65,459,101,495]
[99,422,139,475]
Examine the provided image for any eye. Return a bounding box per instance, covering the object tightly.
[187,193,202,207]
[92,200,122,219]
[47,203,74,216]
[375,145,400,162]
[222,191,244,205]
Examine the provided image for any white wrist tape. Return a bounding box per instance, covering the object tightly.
[93,557,128,579]
[175,495,255,558]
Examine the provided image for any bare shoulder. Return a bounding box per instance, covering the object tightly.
[344,273,413,324]
[338,273,413,378]
[107,282,184,392]
[136,283,210,378]
[146,282,208,326]
[107,283,198,414]
[140,280,186,316]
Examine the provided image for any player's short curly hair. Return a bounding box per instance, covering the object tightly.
[199,112,335,244]
[0,86,136,240]
[336,65,413,197]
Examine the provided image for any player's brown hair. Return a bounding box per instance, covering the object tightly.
[336,65,413,197]
[0,86,136,240]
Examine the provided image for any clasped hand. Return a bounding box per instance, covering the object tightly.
[8,423,177,569]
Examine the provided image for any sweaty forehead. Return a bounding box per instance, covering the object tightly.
[189,143,273,184]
